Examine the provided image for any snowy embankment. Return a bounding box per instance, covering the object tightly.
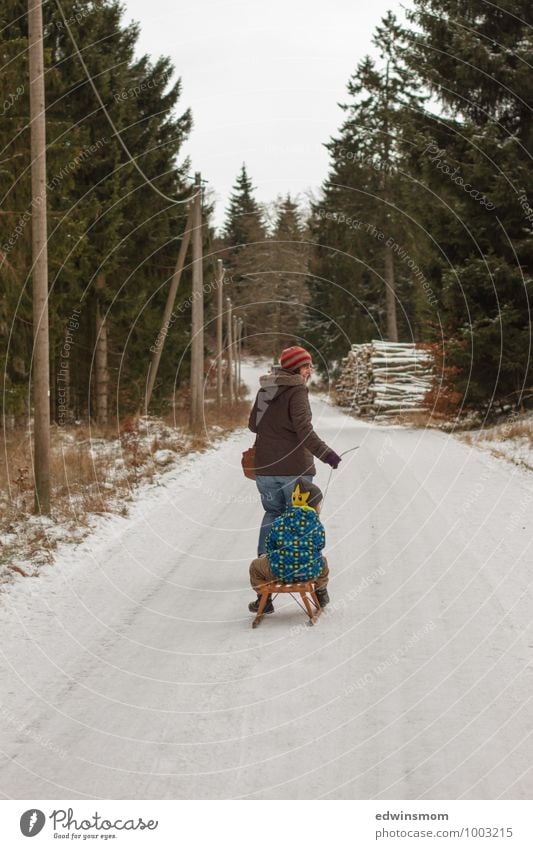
[0,361,532,800]
[0,398,244,586]
[460,414,533,472]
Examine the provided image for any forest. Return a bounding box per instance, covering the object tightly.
[2,0,531,434]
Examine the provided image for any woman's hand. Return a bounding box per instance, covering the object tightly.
[324,450,342,469]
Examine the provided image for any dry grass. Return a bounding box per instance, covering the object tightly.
[336,402,451,429]
[459,416,533,471]
[164,395,249,428]
[0,397,251,581]
[483,421,532,444]
[462,420,533,445]
[379,410,450,428]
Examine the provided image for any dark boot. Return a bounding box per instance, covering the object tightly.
[316,588,330,607]
[248,594,274,614]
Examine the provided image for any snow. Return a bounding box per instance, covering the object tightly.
[152,449,176,467]
[0,363,532,799]
[0,412,220,587]
[474,437,533,470]
[460,413,533,472]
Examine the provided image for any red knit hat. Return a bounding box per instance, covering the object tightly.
[279,346,313,372]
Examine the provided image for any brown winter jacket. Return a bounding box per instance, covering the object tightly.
[248,370,331,476]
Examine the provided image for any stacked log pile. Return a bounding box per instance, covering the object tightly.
[336,340,434,418]
[336,344,373,413]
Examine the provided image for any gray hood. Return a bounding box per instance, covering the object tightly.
[258,370,304,403]
[259,370,304,390]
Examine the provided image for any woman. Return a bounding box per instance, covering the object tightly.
[248,345,341,555]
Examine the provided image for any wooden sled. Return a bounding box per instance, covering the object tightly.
[252,580,322,628]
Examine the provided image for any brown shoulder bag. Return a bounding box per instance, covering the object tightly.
[241,445,256,480]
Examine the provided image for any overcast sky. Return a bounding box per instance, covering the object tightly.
[122,0,406,228]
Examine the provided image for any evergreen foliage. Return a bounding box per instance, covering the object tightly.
[404,0,533,409]
[1,0,196,421]
[306,12,425,366]
[222,178,309,357]
[223,163,265,253]
[2,0,531,421]
[307,3,532,410]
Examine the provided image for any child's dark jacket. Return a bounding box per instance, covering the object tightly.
[266,506,325,582]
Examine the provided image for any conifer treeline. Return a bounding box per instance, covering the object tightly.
[220,165,309,359]
[2,0,531,422]
[1,0,198,423]
[220,0,532,411]
[306,3,532,411]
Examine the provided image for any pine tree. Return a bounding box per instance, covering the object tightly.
[306,12,424,366]
[46,0,135,423]
[96,39,193,415]
[404,0,533,410]
[269,195,309,355]
[1,0,196,425]
[221,164,267,351]
[50,0,194,418]
[223,164,264,251]
[0,0,93,422]
[0,1,35,419]
[235,194,309,356]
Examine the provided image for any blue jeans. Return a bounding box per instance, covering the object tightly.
[255,474,313,556]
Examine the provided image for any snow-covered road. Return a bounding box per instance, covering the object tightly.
[1,366,532,799]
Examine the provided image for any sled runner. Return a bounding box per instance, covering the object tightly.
[252,580,322,628]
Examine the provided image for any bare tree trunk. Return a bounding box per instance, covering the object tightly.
[144,204,193,413]
[384,240,398,342]
[50,340,56,422]
[190,173,204,430]
[226,297,234,404]
[238,317,243,389]
[28,0,50,514]
[95,273,108,426]
[381,57,398,345]
[60,324,70,424]
[216,259,224,410]
[272,277,281,360]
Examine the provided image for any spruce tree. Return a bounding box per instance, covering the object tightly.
[50,0,194,417]
[239,194,309,356]
[269,195,309,355]
[223,164,264,251]
[0,0,93,422]
[1,0,196,424]
[221,164,268,351]
[306,12,424,366]
[404,0,533,410]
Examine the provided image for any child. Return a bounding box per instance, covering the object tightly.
[248,478,330,614]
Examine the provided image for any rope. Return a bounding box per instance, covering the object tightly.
[321,445,359,512]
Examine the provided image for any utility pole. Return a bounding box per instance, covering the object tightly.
[95,272,109,426]
[384,241,398,342]
[233,314,238,397]
[238,317,243,389]
[226,297,234,404]
[145,203,194,413]
[190,173,203,430]
[216,259,224,411]
[28,0,50,514]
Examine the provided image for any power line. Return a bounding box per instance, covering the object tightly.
[54,0,199,206]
